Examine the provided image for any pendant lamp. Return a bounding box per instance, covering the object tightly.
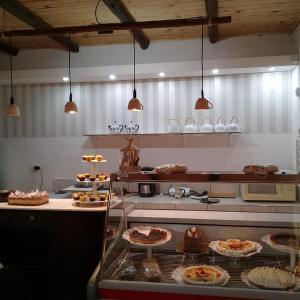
[195,24,213,110]
[64,34,78,114]
[128,30,143,111]
[4,39,20,117]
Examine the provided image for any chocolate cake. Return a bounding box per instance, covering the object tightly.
[184,226,203,253]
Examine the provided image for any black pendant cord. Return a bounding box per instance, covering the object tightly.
[9,37,14,105]
[133,29,136,99]
[201,23,204,98]
[68,33,72,102]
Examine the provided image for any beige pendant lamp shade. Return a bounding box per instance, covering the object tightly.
[5,42,20,117]
[195,23,213,110]
[64,34,78,114]
[128,91,144,111]
[64,93,78,113]
[128,30,143,111]
[5,101,20,117]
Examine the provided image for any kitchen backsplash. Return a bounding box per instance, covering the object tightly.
[0,72,292,138]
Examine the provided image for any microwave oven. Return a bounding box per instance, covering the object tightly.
[241,184,297,201]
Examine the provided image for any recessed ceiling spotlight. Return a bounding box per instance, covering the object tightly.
[62,77,69,82]
[269,66,276,71]
[159,72,166,77]
[109,74,116,80]
[212,69,219,74]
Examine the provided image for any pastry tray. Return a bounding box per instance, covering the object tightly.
[104,251,294,291]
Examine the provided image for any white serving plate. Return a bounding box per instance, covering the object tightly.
[122,225,172,247]
[72,199,108,207]
[209,240,262,258]
[172,265,230,286]
[261,234,300,254]
[241,269,300,291]
[82,159,107,163]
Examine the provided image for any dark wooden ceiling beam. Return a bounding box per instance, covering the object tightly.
[0,39,19,55]
[103,0,150,49]
[0,0,79,52]
[4,16,231,37]
[205,0,219,43]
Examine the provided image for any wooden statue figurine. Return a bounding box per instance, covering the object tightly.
[119,138,140,173]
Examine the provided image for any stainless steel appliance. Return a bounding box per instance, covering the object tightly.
[241,184,296,201]
[138,183,155,197]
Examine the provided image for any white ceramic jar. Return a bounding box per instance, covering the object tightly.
[226,116,241,132]
[168,119,182,133]
[200,117,214,133]
[108,121,124,134]
[184,117,198,133]
[125,121,139,134]
[214,117,227,133]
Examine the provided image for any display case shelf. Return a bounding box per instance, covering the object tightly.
[110,171,300,184]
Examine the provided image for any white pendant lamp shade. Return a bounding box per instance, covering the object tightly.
[128,31,143,111]
[65,34,78,114]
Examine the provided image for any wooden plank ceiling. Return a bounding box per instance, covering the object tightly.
[0,0,299,51]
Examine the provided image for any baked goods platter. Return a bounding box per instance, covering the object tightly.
[172,265,230,286]
[241,266,300,291]
[122,226,172,247]
[209,239,262,258]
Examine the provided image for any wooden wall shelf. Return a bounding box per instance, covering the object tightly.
[110,171,300,183]
[84,132,242,137]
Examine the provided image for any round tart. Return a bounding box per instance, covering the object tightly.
[183,265,225,285]
[216,239,257,255]
[129,227,168,244]
[270,233,300,251]
[123,226,172,246]
[246,266,295,290]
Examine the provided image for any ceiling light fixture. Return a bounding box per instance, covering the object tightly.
[269,66,276,71]
[64,34,78,114]
[195,23,213,110]
[62,77,69,82]
[159,72,166,77]
[128,30,143,111]
[212,68,219,74]
[4,38,20,117]
[109,74,116,80]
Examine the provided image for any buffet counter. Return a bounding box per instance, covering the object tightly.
[0,198,107,212]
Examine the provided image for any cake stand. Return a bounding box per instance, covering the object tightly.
[73,159,110,207]
[122,226,172,258]
[209,240,262,268]
[261,234,299,272]
[176,242,209,266]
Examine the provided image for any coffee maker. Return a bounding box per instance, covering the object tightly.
[138,183,156,197]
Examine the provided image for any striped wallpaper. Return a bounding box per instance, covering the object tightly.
[0,72,292,138]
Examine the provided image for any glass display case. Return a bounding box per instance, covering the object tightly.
[92,172,300,300]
